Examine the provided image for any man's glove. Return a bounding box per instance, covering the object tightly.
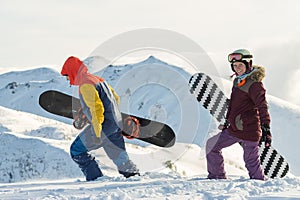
[260,123,272,147]
[73,107,89,129]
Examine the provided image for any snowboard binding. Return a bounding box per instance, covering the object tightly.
[73,107,89,129]
[122,116,140,139]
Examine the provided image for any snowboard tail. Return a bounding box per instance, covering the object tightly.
[39,90,175,148]
[260,145,289,178]
[189,72,289,178]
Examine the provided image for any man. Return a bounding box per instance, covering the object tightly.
[61,56,139,181]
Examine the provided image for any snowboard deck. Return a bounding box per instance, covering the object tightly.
[39,90,175,148]
[189,73,289,178]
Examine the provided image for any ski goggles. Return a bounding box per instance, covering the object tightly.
[228,53,252,63]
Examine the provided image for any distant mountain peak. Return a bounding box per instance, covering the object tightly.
[139,55,168,65]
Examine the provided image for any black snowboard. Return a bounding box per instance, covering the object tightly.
[189,73,289,178]
[39,90,175,148]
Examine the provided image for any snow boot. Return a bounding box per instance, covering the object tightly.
[118,160,140,178]
[72,152,103,181]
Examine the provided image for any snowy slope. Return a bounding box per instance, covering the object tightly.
[0,56,300,199]
[0,106,300,199]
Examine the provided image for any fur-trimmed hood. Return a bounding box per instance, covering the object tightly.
[249,65,265,82]
[233,65,266,89]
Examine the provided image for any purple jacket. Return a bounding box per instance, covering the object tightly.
[226,66,271,142]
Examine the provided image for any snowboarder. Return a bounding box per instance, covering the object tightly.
[61,56,139,181]
[206,49,272,180]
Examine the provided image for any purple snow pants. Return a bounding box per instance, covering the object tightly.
[206,129,265,180]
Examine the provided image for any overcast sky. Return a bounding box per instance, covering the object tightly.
[1,0,300,106]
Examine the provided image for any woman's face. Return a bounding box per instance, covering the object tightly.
[233,62,247,76]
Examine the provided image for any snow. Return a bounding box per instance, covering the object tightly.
[0,56,300,199]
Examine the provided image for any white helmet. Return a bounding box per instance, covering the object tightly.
[228,49,253,72]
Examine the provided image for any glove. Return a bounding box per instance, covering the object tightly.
[218,120,229,131]
[73,107,89,129]
[260,123,272,147]
[122,116,140,139]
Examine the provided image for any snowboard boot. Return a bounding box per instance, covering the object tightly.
[72,152,103,181]
[118,160,140,178]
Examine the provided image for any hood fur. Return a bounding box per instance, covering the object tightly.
[250,65,265,82]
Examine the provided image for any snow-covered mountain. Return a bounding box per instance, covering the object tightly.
[0,56,300,199]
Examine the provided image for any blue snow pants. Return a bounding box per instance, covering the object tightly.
[70,124,134,181]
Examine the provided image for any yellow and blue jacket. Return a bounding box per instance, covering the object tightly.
[79,81,122,138]
[61,56,122,138]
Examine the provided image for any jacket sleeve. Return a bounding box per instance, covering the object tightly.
[108,85,120,105]
[79,84,105,138]
[249,82,271,125]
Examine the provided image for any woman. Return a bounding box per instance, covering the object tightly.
[206,49,272,180]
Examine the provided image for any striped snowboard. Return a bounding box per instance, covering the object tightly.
[189,72,289,178]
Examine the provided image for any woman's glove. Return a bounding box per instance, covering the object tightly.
[260,123,272,147]
[218,120,229,131]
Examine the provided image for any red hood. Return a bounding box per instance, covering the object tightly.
[61,56,104,85]
[61,56,88,85]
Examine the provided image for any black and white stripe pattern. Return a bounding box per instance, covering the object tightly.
[259,145,289,178]
[189,73,228,124]
[189,73,289,178]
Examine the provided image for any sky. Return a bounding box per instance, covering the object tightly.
[1,0,300,106]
